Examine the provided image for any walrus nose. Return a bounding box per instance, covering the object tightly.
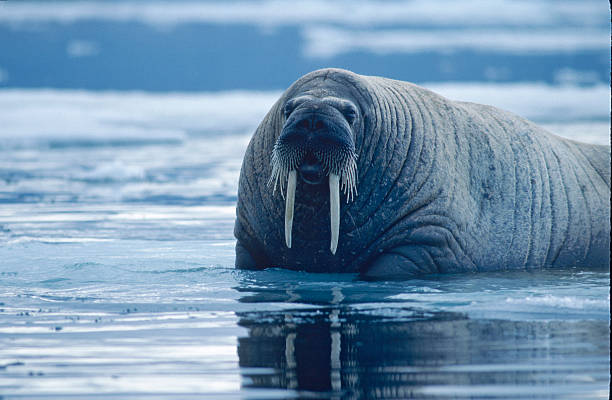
[298,153,324,185]
[297,115,326,132]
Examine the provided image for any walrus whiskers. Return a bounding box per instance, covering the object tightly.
[314,147,358,202]
[268,141,304,198]
[268,118,358,254]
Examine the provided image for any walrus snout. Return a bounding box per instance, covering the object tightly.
[298,152,325,185]
[268,95,360,255]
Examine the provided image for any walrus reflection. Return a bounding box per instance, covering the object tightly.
[237,307,609,398]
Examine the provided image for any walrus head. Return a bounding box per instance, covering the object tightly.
[235,68,406,273]
[268,95,359,254]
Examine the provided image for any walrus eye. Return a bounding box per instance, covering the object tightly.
[283,96,309,119]
[283,102,295,119]
[341,104,357,125]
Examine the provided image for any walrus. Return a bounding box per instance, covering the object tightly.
[234,68,610,277]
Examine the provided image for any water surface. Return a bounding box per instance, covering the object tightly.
[0,88,609,399]
[0,1,609,398]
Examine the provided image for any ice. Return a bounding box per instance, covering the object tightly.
[0,89,278,143]
[0,3,609,394]
[0,0,606,28]
[304,27,608,57]
[65,40,100,58]
[504,294,610,311]
[0,85,607,146]
[424,82,610,125]
[75,160,146,181]
[554,67,603,86]
[0,84,607,211]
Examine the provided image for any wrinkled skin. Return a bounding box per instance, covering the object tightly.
[234,68,611,277]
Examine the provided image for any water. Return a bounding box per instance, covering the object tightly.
[0,242,609,399]
[0,1,610,399]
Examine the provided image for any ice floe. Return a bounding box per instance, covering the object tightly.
[0,84,607,145]
[0,1,606,28]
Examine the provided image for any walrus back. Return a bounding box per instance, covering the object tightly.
[450,98,610,269]
[569,141,611,190]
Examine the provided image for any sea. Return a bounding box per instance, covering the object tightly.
[0,1,609,399]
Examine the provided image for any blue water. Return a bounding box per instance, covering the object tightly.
[0,1,610,399]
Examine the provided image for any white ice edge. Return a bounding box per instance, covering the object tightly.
[504,294,611,310]
[0,85,608,144]
[424,82,611,125]
[0,89,280,140]
[0,1,607,28]
[303,26,609,57]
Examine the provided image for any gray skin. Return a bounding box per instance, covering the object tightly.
[234,68,610,277]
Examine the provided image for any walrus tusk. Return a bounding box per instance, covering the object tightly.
[329,173,340,254]
[285,170,297,248]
